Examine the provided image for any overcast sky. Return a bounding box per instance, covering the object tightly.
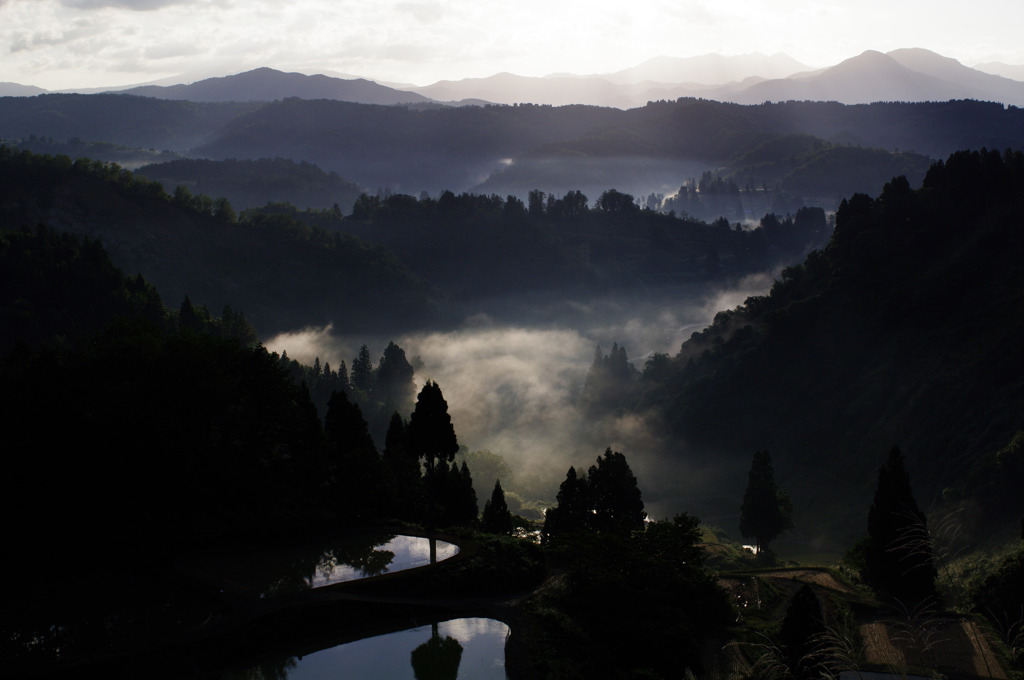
[2,0,1023,90]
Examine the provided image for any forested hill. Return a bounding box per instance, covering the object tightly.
[635,149,1024,540]
[134,157,366,212]
[4,94,1022,202]
[0,147,436,335]
[0,146,836,335]
[0,93,257,150]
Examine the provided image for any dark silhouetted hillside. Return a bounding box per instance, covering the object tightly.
[0,93,257,151]
[136,157,365,212]
[635,149,1024,540]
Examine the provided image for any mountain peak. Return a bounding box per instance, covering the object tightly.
[117,68,429,105]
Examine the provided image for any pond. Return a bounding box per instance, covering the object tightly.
[225,617,509,680]
[180,532,459,597]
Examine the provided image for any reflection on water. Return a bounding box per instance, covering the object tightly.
[411,624,463,680]
[182,533,459,597]
[312,536,459,588]
[225,618,508,680]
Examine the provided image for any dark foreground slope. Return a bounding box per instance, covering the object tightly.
[636,149,1024,540]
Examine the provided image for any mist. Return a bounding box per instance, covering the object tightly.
[264,273,778,524]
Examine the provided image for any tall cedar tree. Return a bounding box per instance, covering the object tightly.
[543,450,646,541]
[542,466,590,542]
[381,412,425,522]
[408,381,459,526]
[375,341,415,413]
[739,450,793,552]
[407,380,459,476]
[588,448,647,534]
[324,389,383,521]
[481,480,513,535]
[779,583,827,679]
[350,344,375,396]
[863,446,937,604]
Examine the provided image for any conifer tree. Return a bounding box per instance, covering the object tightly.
[350,344,375,396]
[863,446,937,604]
[408,381,458,526]
[376,341,415,413]
[408,381,458,476]
[324,389,382,521]
[456,461,478,525]
[588,448,646,535]
[382,412,424,521]
[543,450,646,541]
[481,479,513,535]
[739,451,793,553]
[542,466,590,542]
[779,583,826,679]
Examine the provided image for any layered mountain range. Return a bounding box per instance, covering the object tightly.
[2,48,1021,107]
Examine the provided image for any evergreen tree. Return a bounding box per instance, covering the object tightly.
[407,381,459,476]
[324,389,383,521]
[739,451,793,553]
[381,412,425,522]
[350,344,375,396]
[408,381,459,526]
[544,450,646,541]
[863,446,937,604]
[582,343,636,414]
[588,448,646,535]
[179,295,201,333]
[336,360,350,392]
[481,479,513,535]
[376,341,415,413]
[542,466,590,543]
[779,583,826,679]
[455,461,478,526]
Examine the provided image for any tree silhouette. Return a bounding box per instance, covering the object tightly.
[324,389,383,520]
[381,412,425,521]
[863,446,937,604]
[542,466,590,543]
[411,627,463,680]
[739,450,793,553]
[375,341,415,414]
[481,479,513,535]
[350,344,375,396]
[407,381,458,476]
[779,583,826,679]
[408,381,458,526]
[588,448,646,535]
[544,450,646,541]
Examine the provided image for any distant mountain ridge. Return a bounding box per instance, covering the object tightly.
[0,82,47,97]
[407,49,1024,107]
[728,49,1024,106]
[4,49,1022,108]
[118,67,432,105]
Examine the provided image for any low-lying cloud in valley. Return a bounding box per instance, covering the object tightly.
[265,275,778,523]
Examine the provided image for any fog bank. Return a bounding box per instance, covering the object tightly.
[264,274,777,521]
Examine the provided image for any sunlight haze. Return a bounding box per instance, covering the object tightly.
[1,0,1022,89]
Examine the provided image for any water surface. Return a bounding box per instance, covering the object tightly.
[226,617,508,680]
[182,533,459,597]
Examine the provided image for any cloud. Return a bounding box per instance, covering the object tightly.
[59,0,192,9]
[262,276,777,521]
[395,1,445,24]
[9,19,103,53]
[143,40,204,59]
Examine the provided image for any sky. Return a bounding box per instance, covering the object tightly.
[2,0,1023,90]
